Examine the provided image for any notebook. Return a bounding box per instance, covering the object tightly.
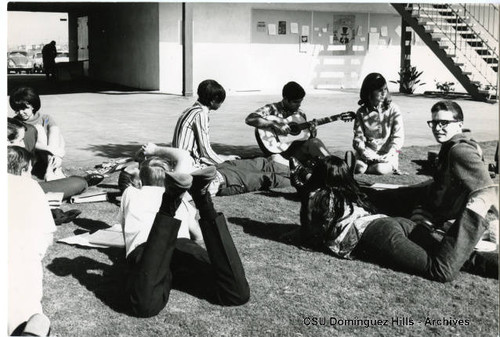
[70,190,108,204]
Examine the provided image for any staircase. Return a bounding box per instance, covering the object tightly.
[392,3,498,101]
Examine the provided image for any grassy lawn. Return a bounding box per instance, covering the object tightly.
[43,141,499,337]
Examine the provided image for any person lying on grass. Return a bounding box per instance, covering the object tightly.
[124,160,250,317]
[119,143,291,196]
[294,155,498,282]
[7,146,55,336]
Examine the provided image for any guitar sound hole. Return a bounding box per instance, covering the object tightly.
[288,123,301,136]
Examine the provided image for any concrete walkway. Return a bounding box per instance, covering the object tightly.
[6,77,499,169]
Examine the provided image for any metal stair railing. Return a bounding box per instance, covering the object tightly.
[459,3,499,45]
[411,4,498,96]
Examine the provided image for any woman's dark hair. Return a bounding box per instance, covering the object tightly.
[9,87,41,113]
[197,79,226,106]
[7,117,27,142]
[431,100,464,121]
[306,156,376,247]
[7,146,34,176]
[282,81,306,101]
[358,73,391,110]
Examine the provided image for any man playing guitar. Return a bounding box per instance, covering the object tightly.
[245,81,331,165]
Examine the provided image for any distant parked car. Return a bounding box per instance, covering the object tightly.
[55,52,69,63]
[32,52,43,73]
[7,51,34,74]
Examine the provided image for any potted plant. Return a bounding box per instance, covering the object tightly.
[390,65,426,94]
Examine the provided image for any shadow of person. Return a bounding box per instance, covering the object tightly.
[412,159,436,176]
[46,251,130,314]
[228,217,302,246]
[72,218,111,232]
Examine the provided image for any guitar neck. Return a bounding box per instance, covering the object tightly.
[297,113,343,130]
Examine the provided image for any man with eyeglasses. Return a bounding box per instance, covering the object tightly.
[363,100,498,282]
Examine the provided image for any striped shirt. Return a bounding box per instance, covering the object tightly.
[172,102,224,166]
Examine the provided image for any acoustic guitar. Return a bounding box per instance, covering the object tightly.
[255,111,355,155]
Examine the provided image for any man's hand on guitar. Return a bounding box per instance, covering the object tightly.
[271,121,291,136]
[308,119,318,138]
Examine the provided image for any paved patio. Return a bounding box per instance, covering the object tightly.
[6,75,499,170]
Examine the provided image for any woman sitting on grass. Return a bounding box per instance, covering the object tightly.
[296,155,498,282]
[352,73,404,175]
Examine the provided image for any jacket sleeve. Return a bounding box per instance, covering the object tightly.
[449,142,493,194]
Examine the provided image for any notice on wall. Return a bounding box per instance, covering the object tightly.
[268,24,277,35]
[381,26,388,37]
[322,27,327,33]
[357,26,363,36]
[302,25,310,36]
[257,21,266,32]
[370,27,378,33]
[291,22,298,34]
[278,21,287,35]
[368,32,379,50]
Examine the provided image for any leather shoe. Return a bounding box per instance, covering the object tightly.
[289,157,311,189]
[190,166,217,197]
[84,173,104,187]
[51,208,82,225]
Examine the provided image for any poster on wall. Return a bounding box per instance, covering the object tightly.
[268,24,277,35]
[257,21,266,32]
[278,21,286,35]
[332,14,356,55]
[290,22,298,34]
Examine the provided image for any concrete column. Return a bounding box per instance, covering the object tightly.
[182,2,193,96]
[399,15,412,93]
[68,12,78,62]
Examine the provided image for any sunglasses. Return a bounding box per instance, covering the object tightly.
[426,120,460,128]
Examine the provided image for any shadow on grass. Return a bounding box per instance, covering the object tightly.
[73,218,110,231]
[412,159,436,176]
[83,142,264,160]
[47,250,130,314]
[228,217,301,246]
[254,190,300,202]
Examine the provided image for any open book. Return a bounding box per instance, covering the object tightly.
[70,190,108,204]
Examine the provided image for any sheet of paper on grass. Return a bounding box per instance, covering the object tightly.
[369,183,407,190]
[46,192,64,208]
[58,224,126,248]
[70,190,108,204]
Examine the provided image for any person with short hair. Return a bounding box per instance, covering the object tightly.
[7,117,103,202]
[246,81,331,165]
[10,86,66,180]
[352,73,404,175]
[172,79,240,166]
[120,156,199,258]
[120,142,292,197]
[124,157,250,317]
[295,154,497,282]
[42,40,57,79]
[8,146,55,336]
[358,100,498,281]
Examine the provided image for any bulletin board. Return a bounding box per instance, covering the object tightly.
[251,9,312,44]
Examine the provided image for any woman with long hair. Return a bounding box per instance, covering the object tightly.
[352,73,404,174]
[298,155,497,282]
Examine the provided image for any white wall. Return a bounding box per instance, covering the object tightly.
[159,3,183,94]
[156,3,466,94]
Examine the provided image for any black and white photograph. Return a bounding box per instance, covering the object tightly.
[4,1,499,336]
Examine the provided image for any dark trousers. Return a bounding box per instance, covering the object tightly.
[127,212,250,317]
[356,211,498,282]
[39,176,87,200]
[216,157,290,196]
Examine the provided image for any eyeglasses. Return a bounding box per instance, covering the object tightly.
[426,120,460,128]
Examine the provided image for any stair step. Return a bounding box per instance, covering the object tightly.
[419,20,469,27]
[492,66,498,72]
[462,71,472,76]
